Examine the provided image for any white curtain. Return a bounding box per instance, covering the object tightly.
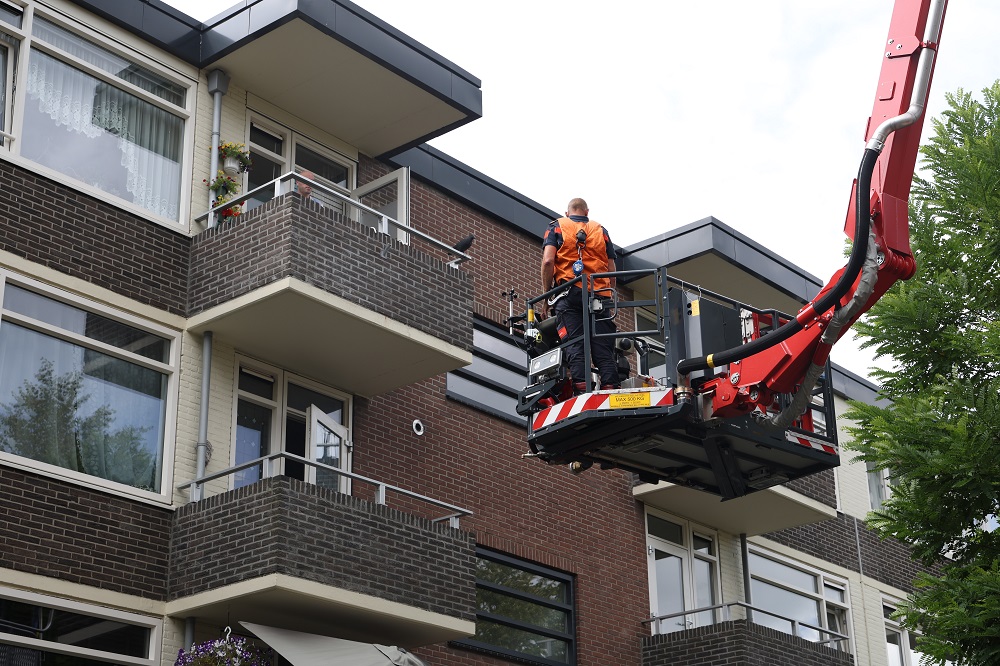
[23,49,182,220]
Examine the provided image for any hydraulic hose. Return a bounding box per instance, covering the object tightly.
[676,146,880,376]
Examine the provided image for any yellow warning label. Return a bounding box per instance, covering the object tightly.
[609,392,652,409]
[690,299,700,316]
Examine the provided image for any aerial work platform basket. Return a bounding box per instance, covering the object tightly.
[515,267,839,500]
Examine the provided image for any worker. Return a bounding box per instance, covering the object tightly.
[540,198,619,393]
[296,169,324,207]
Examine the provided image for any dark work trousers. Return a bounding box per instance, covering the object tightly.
[554,288,618,388]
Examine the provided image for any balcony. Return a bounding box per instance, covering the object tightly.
[643,604,853,666]
[169,465,476,648]
[188,175,473,397]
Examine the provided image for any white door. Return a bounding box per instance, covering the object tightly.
[351,166,409,242]
[306,404,352,494]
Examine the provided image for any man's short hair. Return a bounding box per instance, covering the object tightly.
[567,197,588,213]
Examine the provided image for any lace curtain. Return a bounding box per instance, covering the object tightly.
[23,49,182,220]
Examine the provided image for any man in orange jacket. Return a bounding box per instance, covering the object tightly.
[540,198,619,392]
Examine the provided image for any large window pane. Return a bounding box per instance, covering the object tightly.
[749,552,818,593]
[21,50,183,221]
[750,578,822,641]
[477,559,568,603]
[475,619,569,663]
[0,323,167,492]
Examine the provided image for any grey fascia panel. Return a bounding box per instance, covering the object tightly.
[831,364,885,406]
[70,0,202,61]
[390,145,556,239]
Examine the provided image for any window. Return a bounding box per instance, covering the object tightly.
[0,4,192,222]
[459,548,575,665]
[883,601,951,666]
[0,273,177,498]
[245,117,354,212]
[645,510,720,633]
[232,358,352,493]
[868,461,896,510]
[0,585,160,666]
[748,549,850,650]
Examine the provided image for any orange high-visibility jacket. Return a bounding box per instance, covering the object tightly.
[551,217,612,293]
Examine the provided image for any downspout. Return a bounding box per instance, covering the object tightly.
[184,617,195,650]
[206,69,230,229]
[194,332,213,501]
[741,533,753,624]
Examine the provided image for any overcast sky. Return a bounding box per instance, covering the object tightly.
[165,0,999,378]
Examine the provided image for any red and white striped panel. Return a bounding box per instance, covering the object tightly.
[786,431,838,455]
[531,388,675,432]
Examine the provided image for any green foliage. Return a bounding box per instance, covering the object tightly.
[0,359,153,489]
[845,81,1000,665]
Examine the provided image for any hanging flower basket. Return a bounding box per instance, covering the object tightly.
[204,171,242,219]
[219,141,252,176]
[175,634,272,666]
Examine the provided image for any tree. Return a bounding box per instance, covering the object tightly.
[845,81,1000,665]
[0,359,154,490]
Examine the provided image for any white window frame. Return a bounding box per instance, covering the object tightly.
[748,547,852,652]
[0,269,179,503]
[0,585,161,666]
[0,0,196,227]
[645,508,721,633]
[231,356,353,492]
[245,113,356,202]
[883,598,942,666]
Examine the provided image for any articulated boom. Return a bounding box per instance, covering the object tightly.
[515,0,947,499]
[691,0,945,421]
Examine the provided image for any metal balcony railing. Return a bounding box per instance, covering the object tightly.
[643,601,849,650]
[194,171,471,267]
[176,451,473,528]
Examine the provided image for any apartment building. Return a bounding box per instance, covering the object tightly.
[0,1,933,665]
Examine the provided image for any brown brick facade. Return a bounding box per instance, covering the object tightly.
[0,162,190,315]
[0,466,171,598]
[643,620,854,666]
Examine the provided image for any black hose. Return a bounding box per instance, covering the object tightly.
[676,147,880,376]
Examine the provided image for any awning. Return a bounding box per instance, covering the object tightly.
[240,622,428,666]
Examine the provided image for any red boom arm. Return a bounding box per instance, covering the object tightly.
[692,0,947,419]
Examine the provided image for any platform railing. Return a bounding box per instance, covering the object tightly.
[176,451,472,528]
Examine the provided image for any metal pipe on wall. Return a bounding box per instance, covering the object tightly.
[206,69,230,229]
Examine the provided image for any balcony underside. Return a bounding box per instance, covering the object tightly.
[187,277,471,397]
[165,573,474,647]
[634,481,836,536]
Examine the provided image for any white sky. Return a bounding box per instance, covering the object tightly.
[165,0,1000,379]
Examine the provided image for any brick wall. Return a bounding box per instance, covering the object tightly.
[169,476,476,621]
[642,620,854,666]
[784,469,838,507]
[0,162,190,315]
[188,194,473,351]
[0,466,171,598]
[763,513,940,593]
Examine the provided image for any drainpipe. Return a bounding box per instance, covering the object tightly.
[206,69,230,229]
[184,617,195,650]
[194,331,213,501]
[741,533,752,624]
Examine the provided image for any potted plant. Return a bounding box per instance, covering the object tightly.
[175,633,272,666]
[219,141,252,176]
[205,171,242,219]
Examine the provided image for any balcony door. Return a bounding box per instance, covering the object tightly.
[645,510,719,634]
[351,166,410,242]
[233,359,351,493]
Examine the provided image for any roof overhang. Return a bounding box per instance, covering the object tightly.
[633,481,837,536]
[70,0,483,157]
